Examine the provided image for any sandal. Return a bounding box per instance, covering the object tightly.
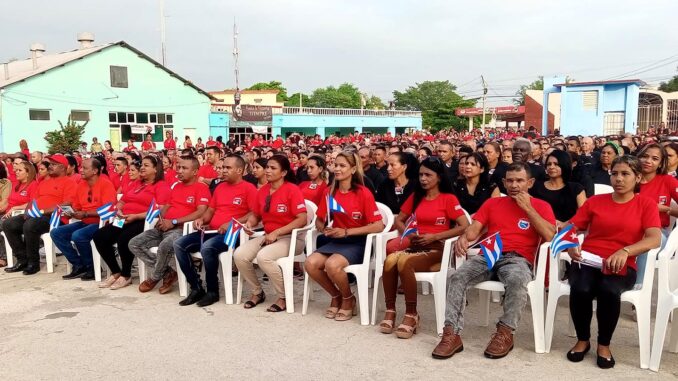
[335,294,357,321]
[325,294,341,319]
[243,291,266,309]
[395,313,420,339]
[379,309,397,334]
[267,299,286,312]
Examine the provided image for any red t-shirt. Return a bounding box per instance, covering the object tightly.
[110,172,130,192]
[255,182,307,234]
[6,181,38,210]
[72,177,118,224]
[123,145,137,152]
[141,141,155,151]
[474,196,556,264]
[569,194,661,271]
[272,139,284,149]
[163,181,211,220]
[164,139,176,150]
[198,164,218,179]
[209,180,257,229]
[206,140,217,147]
[299,181,328,207]
[316,185,382,229]
[35,176,78,210]
[400,193,465,235]
[121,180,171,214]
[164,169,178,183]
[639,174,678,228]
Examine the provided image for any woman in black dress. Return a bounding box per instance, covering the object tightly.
[376,152,419,216]
[453,152,500,214]
[530,150,586,223]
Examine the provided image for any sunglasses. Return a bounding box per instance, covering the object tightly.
[264,195,272,213]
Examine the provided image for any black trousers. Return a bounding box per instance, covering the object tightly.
[568,264,636,346]
[92,220,145,278]
[3,215,50,266]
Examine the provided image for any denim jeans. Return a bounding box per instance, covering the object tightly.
[50,221,99,269]
[444,252,533,333]
[174,232,228,293]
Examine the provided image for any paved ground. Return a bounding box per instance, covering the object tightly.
[2,258,677,380]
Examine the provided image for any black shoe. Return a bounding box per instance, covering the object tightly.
[63,267,87,280]
[22,264,40,275]
[4,263,27,273]
[196,292,220,307]
[566,342,591,362]
[179,288,206,306]
[597,353,615,369]
[80,270,95,281]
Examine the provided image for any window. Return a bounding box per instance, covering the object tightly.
[110,66,128,88]
[158,114,166,124]
[137,113,148,123]
[117,112,127,123]
[29,109,50,121]
[149,113,158,123]
[109,112,117,122]
[604,112,625,135]
[582,91,598,111]
[70,110,90,121]
[166,114,173,123]
[127,113,136,123]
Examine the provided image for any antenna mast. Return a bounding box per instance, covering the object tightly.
[233,21,240,91]
[160,0,167,65]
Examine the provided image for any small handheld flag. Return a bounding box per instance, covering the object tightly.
[145,198,161,224]
[400,213,418,242]
[97,203,116,222]
[480,232,503,270]
[223,218,243,250]
[27,200,42,218]
[49,206,63,229]
[326,194,346,226]
[549,224,580,257]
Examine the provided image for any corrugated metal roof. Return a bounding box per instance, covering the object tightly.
[554,79,645,87]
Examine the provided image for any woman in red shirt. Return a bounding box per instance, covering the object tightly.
[195,137,205,151]
[566,155,661,369]
[305,151,385,321]
[298,155,328,207]
[162,156,177,184]
[0,161,37,267]
[234,155,308,312]
[184,136,193,149]
[93,155,170,290]
[380,157,469,337]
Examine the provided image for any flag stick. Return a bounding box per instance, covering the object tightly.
[468,231,500,249]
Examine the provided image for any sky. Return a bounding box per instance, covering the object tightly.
[1,0,677,106]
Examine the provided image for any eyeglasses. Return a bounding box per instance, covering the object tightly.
[264,195,272,213]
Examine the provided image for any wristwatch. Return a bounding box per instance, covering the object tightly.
[172,219,178,226]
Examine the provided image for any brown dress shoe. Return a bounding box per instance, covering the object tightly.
[159,269,178,294]
[484,323,514,359]
[432,326,464,359]
[138,278,160,293]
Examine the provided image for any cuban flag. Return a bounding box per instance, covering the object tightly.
[49,206,63,229]
[326,194,346,225]
[549,223,580,257]
[97,202,116,222]
[223,218,243,250]
[145,198,161,224]
[26,200,42,218]
[480,232,503,270]
[400,213,418,242]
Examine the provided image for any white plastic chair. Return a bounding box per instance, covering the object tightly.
[235,200,317,313]
[594,183,613,195]
[457,242,550,354]
[302,202,393,325]
[649,228,678,372]
[544,242,659,368]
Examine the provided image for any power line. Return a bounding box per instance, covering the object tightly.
[605,53,678,80]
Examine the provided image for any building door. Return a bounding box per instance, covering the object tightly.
[109,127,121,151]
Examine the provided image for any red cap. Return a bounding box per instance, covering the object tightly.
[47,154,69,167]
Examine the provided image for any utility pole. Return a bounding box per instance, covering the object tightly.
[481,75,488,134]
[233,20,240,104]
[159,0,167,66]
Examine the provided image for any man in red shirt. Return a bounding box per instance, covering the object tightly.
[198,146,221,186]
[51,158,117,280]
[432,162,556,360]
[206,136,217,147]
[4,154,77,275]
[110,157,130,193]
[271,135,284,149]
[174,154,257,306]
[141,133,155,152]
[163,130,176,150]
[128,156,210,294]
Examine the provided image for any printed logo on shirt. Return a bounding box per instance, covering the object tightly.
[518,218,530,230]
[233,197,242,205]
[435,217,446,225]
[297,203,305,210]
[660,196,668,205]
[309,183,318,190]
[351,212,363,220]
[20,190,27,196]
[276,204,288,213]
[200,197,209,202]
[454,205,462,211]
[186,196,195,204]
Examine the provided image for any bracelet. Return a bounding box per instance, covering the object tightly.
[622,247,631,256]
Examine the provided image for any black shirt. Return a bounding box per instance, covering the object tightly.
[376,179,416,216]
[489,163,509,194]
[529,181,584,222]
[453,180,497,215]
[364,165,385,191]
[296,166,310,184]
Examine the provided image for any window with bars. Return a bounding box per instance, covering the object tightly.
[603,112,625,135]
[70,110,90,121]
[110,66,128,88]
[29,109,50,121]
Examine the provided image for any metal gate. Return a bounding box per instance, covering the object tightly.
[668,100,678,132]
[637,104,663,133]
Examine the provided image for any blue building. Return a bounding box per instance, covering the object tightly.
[542,77,642,136]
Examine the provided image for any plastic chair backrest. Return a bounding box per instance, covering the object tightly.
[375,202,394,232]
[304,200,317,227]
[670,199,677,231]
[594,183,613,195]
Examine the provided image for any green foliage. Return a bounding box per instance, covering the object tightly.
[365,95,386,109]
[308,83,362,108]
[659,70,678,92]
[45,117,87,154]
[247,81,288,102]
[393,80,475,132]
[514,77,544,105]
[285,92,311,107]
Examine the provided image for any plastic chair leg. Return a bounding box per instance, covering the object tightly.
[479,289,491,326]
[175,255,188,297]
[302,271,311,315]
[669,310,678,353]
[236,273,243,305]
[219,253,234,304]
[649,303,673,371]
[2,232,14,268]
[355,270,370,326]
[492,291,502,303]
[422,282,430,295]
[636,302,652,369]
[281,261,295,314]
[433,280,445,335]
[91,242,102,282]
[544,292,561,353]
[42,235,55,273]
[138,260,147,283]
[370,268,383,325]
[529,288,545,354]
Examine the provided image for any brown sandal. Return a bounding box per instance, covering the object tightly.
[335,294,357,321]
[325,294,341,319]
[379,310,396,334]
[395,313,420,339]
[243,291,266,309]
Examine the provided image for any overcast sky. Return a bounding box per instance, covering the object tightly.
[1,0,676,105]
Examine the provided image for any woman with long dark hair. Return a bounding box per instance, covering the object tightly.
[454,152,500,215]
[380,157,469,338]
[663,142,678,178]
[305,151,385,321]
[530,150,586,223]
[298,155,328,207]
[376,152,419,215]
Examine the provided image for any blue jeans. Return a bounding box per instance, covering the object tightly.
[174,232,229,293]
[50,222,99,269]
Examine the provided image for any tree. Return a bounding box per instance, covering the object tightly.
[307,83,362,108]
[285,92,311,107]
[659,69,678,92]
[393,80,475,132]
[247,81,288,103]
[45,116,87,154]
[364,95,386,110]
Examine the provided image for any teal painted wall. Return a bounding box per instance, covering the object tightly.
[0,45,211,152]
[272,114,421,138]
